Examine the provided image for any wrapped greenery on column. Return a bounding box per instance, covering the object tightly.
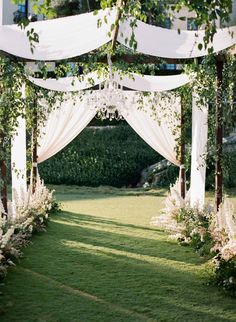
[0,57,25,214]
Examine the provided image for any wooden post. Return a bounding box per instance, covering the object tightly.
[180,96,186,199]
[111,0,125,51]
[31,96,38,194]
[0,159,7,214]
[215,56,224,211]
[32,129,37,194]
[0,129,7,214]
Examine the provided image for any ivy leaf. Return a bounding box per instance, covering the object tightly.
[198,43,203,51]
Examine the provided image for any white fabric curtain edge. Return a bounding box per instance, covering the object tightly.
[190,92,208,208]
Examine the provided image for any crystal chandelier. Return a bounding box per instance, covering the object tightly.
[86,56,128,121]
[87,80,127,121]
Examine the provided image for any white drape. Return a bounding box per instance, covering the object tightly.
[123,93,181,166]
[190,93,208,207]
[38,96,96,163]
[29,72,191,92]
[11,116,27,201]
[29,71,106,92]
[0,8,235,60]
[37,91,180,166]
[114,72,190,92]
[117,19,236,58]
[0,8,115,60]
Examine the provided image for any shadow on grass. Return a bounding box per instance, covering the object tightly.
[53,186,167,202]
[1,210,236,322]
[59,211,164,233]
[54,212,203,266]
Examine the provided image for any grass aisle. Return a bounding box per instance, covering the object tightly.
[0,187,236,322]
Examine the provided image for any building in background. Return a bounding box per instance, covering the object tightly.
[0,0,43,25]
[0,0,235,26]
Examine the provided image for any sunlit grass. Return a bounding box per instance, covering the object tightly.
[0,186,236,322]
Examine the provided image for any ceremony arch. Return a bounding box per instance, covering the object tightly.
[0,6,234,212]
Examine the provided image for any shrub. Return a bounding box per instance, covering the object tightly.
[212,255,236,297]
[39,125,162,187]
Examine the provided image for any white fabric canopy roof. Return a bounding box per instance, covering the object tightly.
[117,18,236,58]
[0,8,115,60]
[0,7,235,60]
[29,72,191,92]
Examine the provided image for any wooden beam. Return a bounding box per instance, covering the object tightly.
[111,0,125,51]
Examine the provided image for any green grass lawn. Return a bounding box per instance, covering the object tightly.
[0,186,236,322]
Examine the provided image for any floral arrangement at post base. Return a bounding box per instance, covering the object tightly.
[0,178,59,280]
[209,199,236,297]
[151,180,214,256]
[151,181,236,297]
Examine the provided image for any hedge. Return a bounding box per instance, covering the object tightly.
[39,125,162,187]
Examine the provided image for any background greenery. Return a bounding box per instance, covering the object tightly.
[39,124,236,190]
[205,149,236,190]
[39,125,163,187]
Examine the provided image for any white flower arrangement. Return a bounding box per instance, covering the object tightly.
[211,198,236,261]
[0,178,57,279]
[151,179,188,238]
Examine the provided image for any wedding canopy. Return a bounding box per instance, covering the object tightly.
[8,6,213,208]
[11,42,209,207]
[0,7,235,60]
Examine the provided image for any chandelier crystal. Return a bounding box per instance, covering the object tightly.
[87,79,127,121]
[86,55,128,121]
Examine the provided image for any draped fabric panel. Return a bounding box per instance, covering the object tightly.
[37,91,180,166]
[38,96,96,163]
[113,72,190,92]
[29,72,106,92]
[190,93,208,207]
[123,93,181,166]
[0,8,115,60]
[29,72,191,92]
[117,19,236,58]
[0,7,235,60]
[11,116,27,202]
